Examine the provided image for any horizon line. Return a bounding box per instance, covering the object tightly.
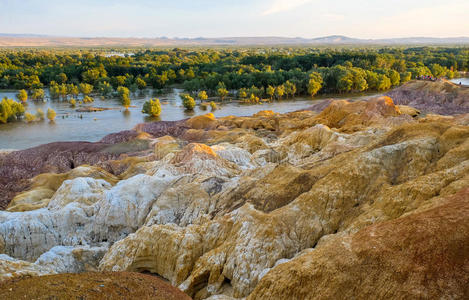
[1,33,469,40]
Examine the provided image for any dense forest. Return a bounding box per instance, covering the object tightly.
[0,47,468,123]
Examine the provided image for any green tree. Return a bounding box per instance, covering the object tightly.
[275,85,285,100]
[59,84,68,99]
[218,87,229,101]
[377,74,392,91]
[308,72,323,97]
[284,81,297,98]
[0,97,25,123]
[24,112,35,123]
[117,86,131,108]
[83,96,94,103]
[47,108,56,121]
[400,72,412,84]
[181,93,196,110]
[431,64,447,78]
[266,85,275,100]
[238,88,248,99]
[142,98,162,117]
[98,81,113,97]
[49,83,61,99]
[67,84,79,98]
[16,89,28,103]
[249,93,260,103]
[198,90,208,101]
[210,101,217,110]
[36,108,45,120]
[136,77,147,90]
[387,70,401,86]
[79,83,94,95]
[82,67,107,85]
[31,89,45,100]
[56,73,68,84]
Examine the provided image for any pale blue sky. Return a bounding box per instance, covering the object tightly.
[1,0,468,38]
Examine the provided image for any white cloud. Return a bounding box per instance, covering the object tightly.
[262,0,315,16]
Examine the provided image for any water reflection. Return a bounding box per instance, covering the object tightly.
[122,109,131,119]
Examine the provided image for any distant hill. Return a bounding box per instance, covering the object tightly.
[0,34,468,47]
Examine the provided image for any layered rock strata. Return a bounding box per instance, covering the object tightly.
[0,95,467,299]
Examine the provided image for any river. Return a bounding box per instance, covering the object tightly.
[450,77,469,86]
[0,89,379,150]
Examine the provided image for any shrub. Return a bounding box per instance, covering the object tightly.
[117,86,131,108]
[249,93,260,103]
[217,88,229,101]
[47,108,56,121]
[79,83,94,95]
[83,96,94,103]
[31,89,45,100]
[69,98,77,107]
[198,90,208,101]
[181,93,195,110]
[0,98,25,123]
[16,89,28,103]
[24,112,36,122]
[142,98,161,117]
[210,101,217,110]
[36,108,45,120]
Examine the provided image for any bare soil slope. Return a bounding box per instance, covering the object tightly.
[0,272,191,300]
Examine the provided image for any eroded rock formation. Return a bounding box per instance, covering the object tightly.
[0,95,468,299]
[386,79,469,115]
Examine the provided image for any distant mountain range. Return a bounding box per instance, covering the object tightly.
[1,34,468,47]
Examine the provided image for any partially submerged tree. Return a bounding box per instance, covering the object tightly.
[198,90,208,101]
[16,89,28,103]
[24,112,36,123]
[210,101,217,110]
[181,93,196,110]
[31,89,45,100]
[83,96,94,103]
[36,108,45,120]
[47,108,56,122]
[117,86,131,109]
[0,97,25,123]
[142,98,162,117]
[79,83,94,95]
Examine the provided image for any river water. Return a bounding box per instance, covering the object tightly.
[0,89,379,150]
[450,77,469,86]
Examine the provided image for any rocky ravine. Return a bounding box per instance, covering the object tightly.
[0,95,468,299]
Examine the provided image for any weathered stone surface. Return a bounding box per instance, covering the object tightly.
[35,244,109,274]
[0,141,122,209]
[0,96,468,299]
[99,100,469,298]
[249,188,469,300]
[312,96,413,132]
[8,166,118,212]
[0,254,56,281]
[386,79,469,115]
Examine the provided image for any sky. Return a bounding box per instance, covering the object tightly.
[0,0,468,38]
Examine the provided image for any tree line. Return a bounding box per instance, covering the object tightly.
[0,47,468,123]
